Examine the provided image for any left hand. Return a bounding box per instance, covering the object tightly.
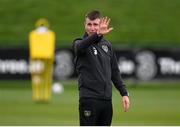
[122,96,130,112]
[97,17,113,35]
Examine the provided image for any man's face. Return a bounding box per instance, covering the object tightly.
[85,18,101,36]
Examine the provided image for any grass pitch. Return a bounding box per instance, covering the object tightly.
[0,80,180,125]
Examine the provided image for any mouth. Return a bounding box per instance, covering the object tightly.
[90,31,96,33]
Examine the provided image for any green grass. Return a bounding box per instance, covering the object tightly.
[0,0,180,47]
[0,80,180,125]
[0,80,78,125]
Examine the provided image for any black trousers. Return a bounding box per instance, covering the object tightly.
[79,98,113,126]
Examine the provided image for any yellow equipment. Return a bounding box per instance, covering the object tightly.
[29,18,55,103]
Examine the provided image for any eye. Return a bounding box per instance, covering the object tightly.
[87,23,92,26]
[93,23,98,26]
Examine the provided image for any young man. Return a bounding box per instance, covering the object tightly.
[73,10,130,126]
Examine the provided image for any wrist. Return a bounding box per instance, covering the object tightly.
[97,31,102,36]
[122,92,129,97]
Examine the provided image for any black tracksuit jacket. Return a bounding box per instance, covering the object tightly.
[73,33,128,100]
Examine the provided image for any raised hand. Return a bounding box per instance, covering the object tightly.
[97,17,113,35]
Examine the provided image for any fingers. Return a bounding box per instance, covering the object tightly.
[107,18,110,26]
[104,17,108,24]
[123,100,129,112]
[101,17,111,26]
[100,17,104,24]
[122,96,130,112]
[123,100,127,112]
[101,17,106,25]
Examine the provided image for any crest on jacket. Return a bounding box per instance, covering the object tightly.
[102,45,108,53]
[84,110,91,117]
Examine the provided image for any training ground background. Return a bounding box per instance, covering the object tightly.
[0,0,180,125]
[0,80,180,126]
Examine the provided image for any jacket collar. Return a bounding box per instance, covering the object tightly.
[83,32,89,38]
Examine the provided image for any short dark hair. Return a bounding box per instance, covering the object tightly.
[85,10,101,20]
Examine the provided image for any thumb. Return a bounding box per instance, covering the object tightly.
[107,27,113,33]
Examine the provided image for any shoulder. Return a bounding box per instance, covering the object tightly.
[73,38,82,43]
[101,38,112,48]
[72,38,82,46]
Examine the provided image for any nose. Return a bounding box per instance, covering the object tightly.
[90,25,96,31]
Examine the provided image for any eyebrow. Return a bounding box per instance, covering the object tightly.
[93,23,99,25]
[87,23,92,25]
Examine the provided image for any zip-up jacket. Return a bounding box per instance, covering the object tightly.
[73,33,128,100]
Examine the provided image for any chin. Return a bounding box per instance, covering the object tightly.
[88,32,96,35]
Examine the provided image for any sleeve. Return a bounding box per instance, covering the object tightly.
[73,33,101,55]
[111,49,129,97]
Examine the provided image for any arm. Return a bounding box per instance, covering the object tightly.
[111,50,130,112]
[73,33,101,55]
[111,50,128,96]
[73,17,113,55]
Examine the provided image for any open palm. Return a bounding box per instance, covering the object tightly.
[97,17,113,35]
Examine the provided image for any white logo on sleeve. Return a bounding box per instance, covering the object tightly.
[93,47,97,55]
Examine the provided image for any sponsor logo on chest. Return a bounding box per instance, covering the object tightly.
[93,47,97,55]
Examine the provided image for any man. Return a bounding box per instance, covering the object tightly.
[73,10,130,126]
